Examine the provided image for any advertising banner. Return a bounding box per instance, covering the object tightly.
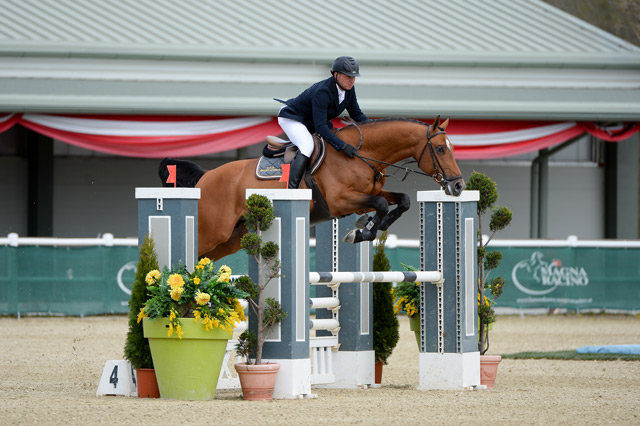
[1,239,638,315]
[489,245,640,311]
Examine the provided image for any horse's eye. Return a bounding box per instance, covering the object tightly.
[436,146,446,154]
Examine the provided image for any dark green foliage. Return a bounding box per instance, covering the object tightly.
[488,276,506,300]
[235,194,286,365]
[124,235,158,369]
[240,233,261,256]
[467,171,498,215]
[490,206,513,233]
[234,275,259,299]
[243,193,275,232]
[263,297,287,331]
[484,251,503,271]
[235,330,257,361]
[372,231,399,364]
[466,171,513,355]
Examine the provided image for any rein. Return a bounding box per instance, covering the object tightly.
[340,123,462,186]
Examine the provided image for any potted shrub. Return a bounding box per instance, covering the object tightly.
[466,171,512,388]
[372,230,399,384]
[393,263,421,348]
[137,258,248,400]
[123,234,159,398]
[233,194,287,401]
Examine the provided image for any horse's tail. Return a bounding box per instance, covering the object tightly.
[158,158,206,187]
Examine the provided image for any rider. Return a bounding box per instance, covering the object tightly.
[277,56,369,189]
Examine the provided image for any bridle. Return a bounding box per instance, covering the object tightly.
[416,124,463,186]
[340,122,462,188]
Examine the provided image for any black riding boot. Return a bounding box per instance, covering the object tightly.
[288,152,310,189]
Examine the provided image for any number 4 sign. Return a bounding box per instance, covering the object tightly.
[96,360,137,397]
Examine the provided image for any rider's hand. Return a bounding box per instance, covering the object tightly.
[342,144,358,158]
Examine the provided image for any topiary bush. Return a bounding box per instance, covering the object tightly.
[466,171,512,355]
[124,234,158,369]
[234,193,287,365]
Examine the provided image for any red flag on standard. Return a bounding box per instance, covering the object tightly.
[279,164,291,188]
[166,165,177,188]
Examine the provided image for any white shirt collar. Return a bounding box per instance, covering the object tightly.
[336,84,345,104]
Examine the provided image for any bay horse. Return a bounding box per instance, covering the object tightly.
[160,116,465,261]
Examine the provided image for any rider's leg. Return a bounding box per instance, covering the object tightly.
[287,151,309,189]
[277,117,313,189]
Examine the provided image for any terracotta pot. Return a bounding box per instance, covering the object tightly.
[234,362,280,401]
[480,355,502,389]
[374,361,383,384]
[136,368,160,398]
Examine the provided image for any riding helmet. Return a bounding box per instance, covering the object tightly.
[331,56,360,77]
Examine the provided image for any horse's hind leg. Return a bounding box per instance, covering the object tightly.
[342,195,388,243]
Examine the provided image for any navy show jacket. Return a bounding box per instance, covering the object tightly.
[278,76,368,152]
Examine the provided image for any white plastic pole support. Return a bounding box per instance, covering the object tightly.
[310,318,340,331]
[309,297,340,309]
[96,360,137,397]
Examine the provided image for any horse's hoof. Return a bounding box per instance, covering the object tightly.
[342,229,359,244]
[354,214,370,229]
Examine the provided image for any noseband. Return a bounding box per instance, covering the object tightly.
[417,125,463,186]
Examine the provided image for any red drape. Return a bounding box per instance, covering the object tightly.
[0,113,637,160]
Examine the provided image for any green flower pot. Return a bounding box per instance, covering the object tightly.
[409,314,420,348]
[143,317,231,400]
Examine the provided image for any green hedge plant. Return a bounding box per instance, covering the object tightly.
[124,234,158,369]
[372,231,400,365]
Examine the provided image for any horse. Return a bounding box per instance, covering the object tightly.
[159,116,465,261]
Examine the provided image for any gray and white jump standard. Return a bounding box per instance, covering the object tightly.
[417,190,481,390]
[313,216,374,389]
[245,189,314,399]
[135,187,200,272]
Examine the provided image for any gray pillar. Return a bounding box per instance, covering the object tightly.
[417,190,480,390]
[27,131,53,236]
[315,216,374,388]
[135,188,200,272]
[605,134,639,239]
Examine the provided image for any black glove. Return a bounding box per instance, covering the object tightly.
[342,144,358,158]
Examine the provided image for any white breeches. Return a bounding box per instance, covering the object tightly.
[278,116,314,157]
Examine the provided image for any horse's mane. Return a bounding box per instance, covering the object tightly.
[350,117,427,128]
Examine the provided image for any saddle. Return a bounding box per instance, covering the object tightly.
[255,134,326,180]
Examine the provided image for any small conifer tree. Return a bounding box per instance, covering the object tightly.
[124,234,158,369]
[234,194,287,365]
[372,231,399,365]
[466,171,512,355]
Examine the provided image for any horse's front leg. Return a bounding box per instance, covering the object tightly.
[355,191,410,232]
[342,195,389,243]
[378,191,410,231]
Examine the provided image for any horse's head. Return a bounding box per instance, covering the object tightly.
[416,116,465,196]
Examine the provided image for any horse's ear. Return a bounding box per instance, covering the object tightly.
[440,117,450,130]
[432,115,440,128]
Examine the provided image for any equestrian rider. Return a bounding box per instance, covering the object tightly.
[277,56,369,189]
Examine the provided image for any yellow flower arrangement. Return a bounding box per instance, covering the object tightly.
[392,263,421,318]
[138,259,248,339]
